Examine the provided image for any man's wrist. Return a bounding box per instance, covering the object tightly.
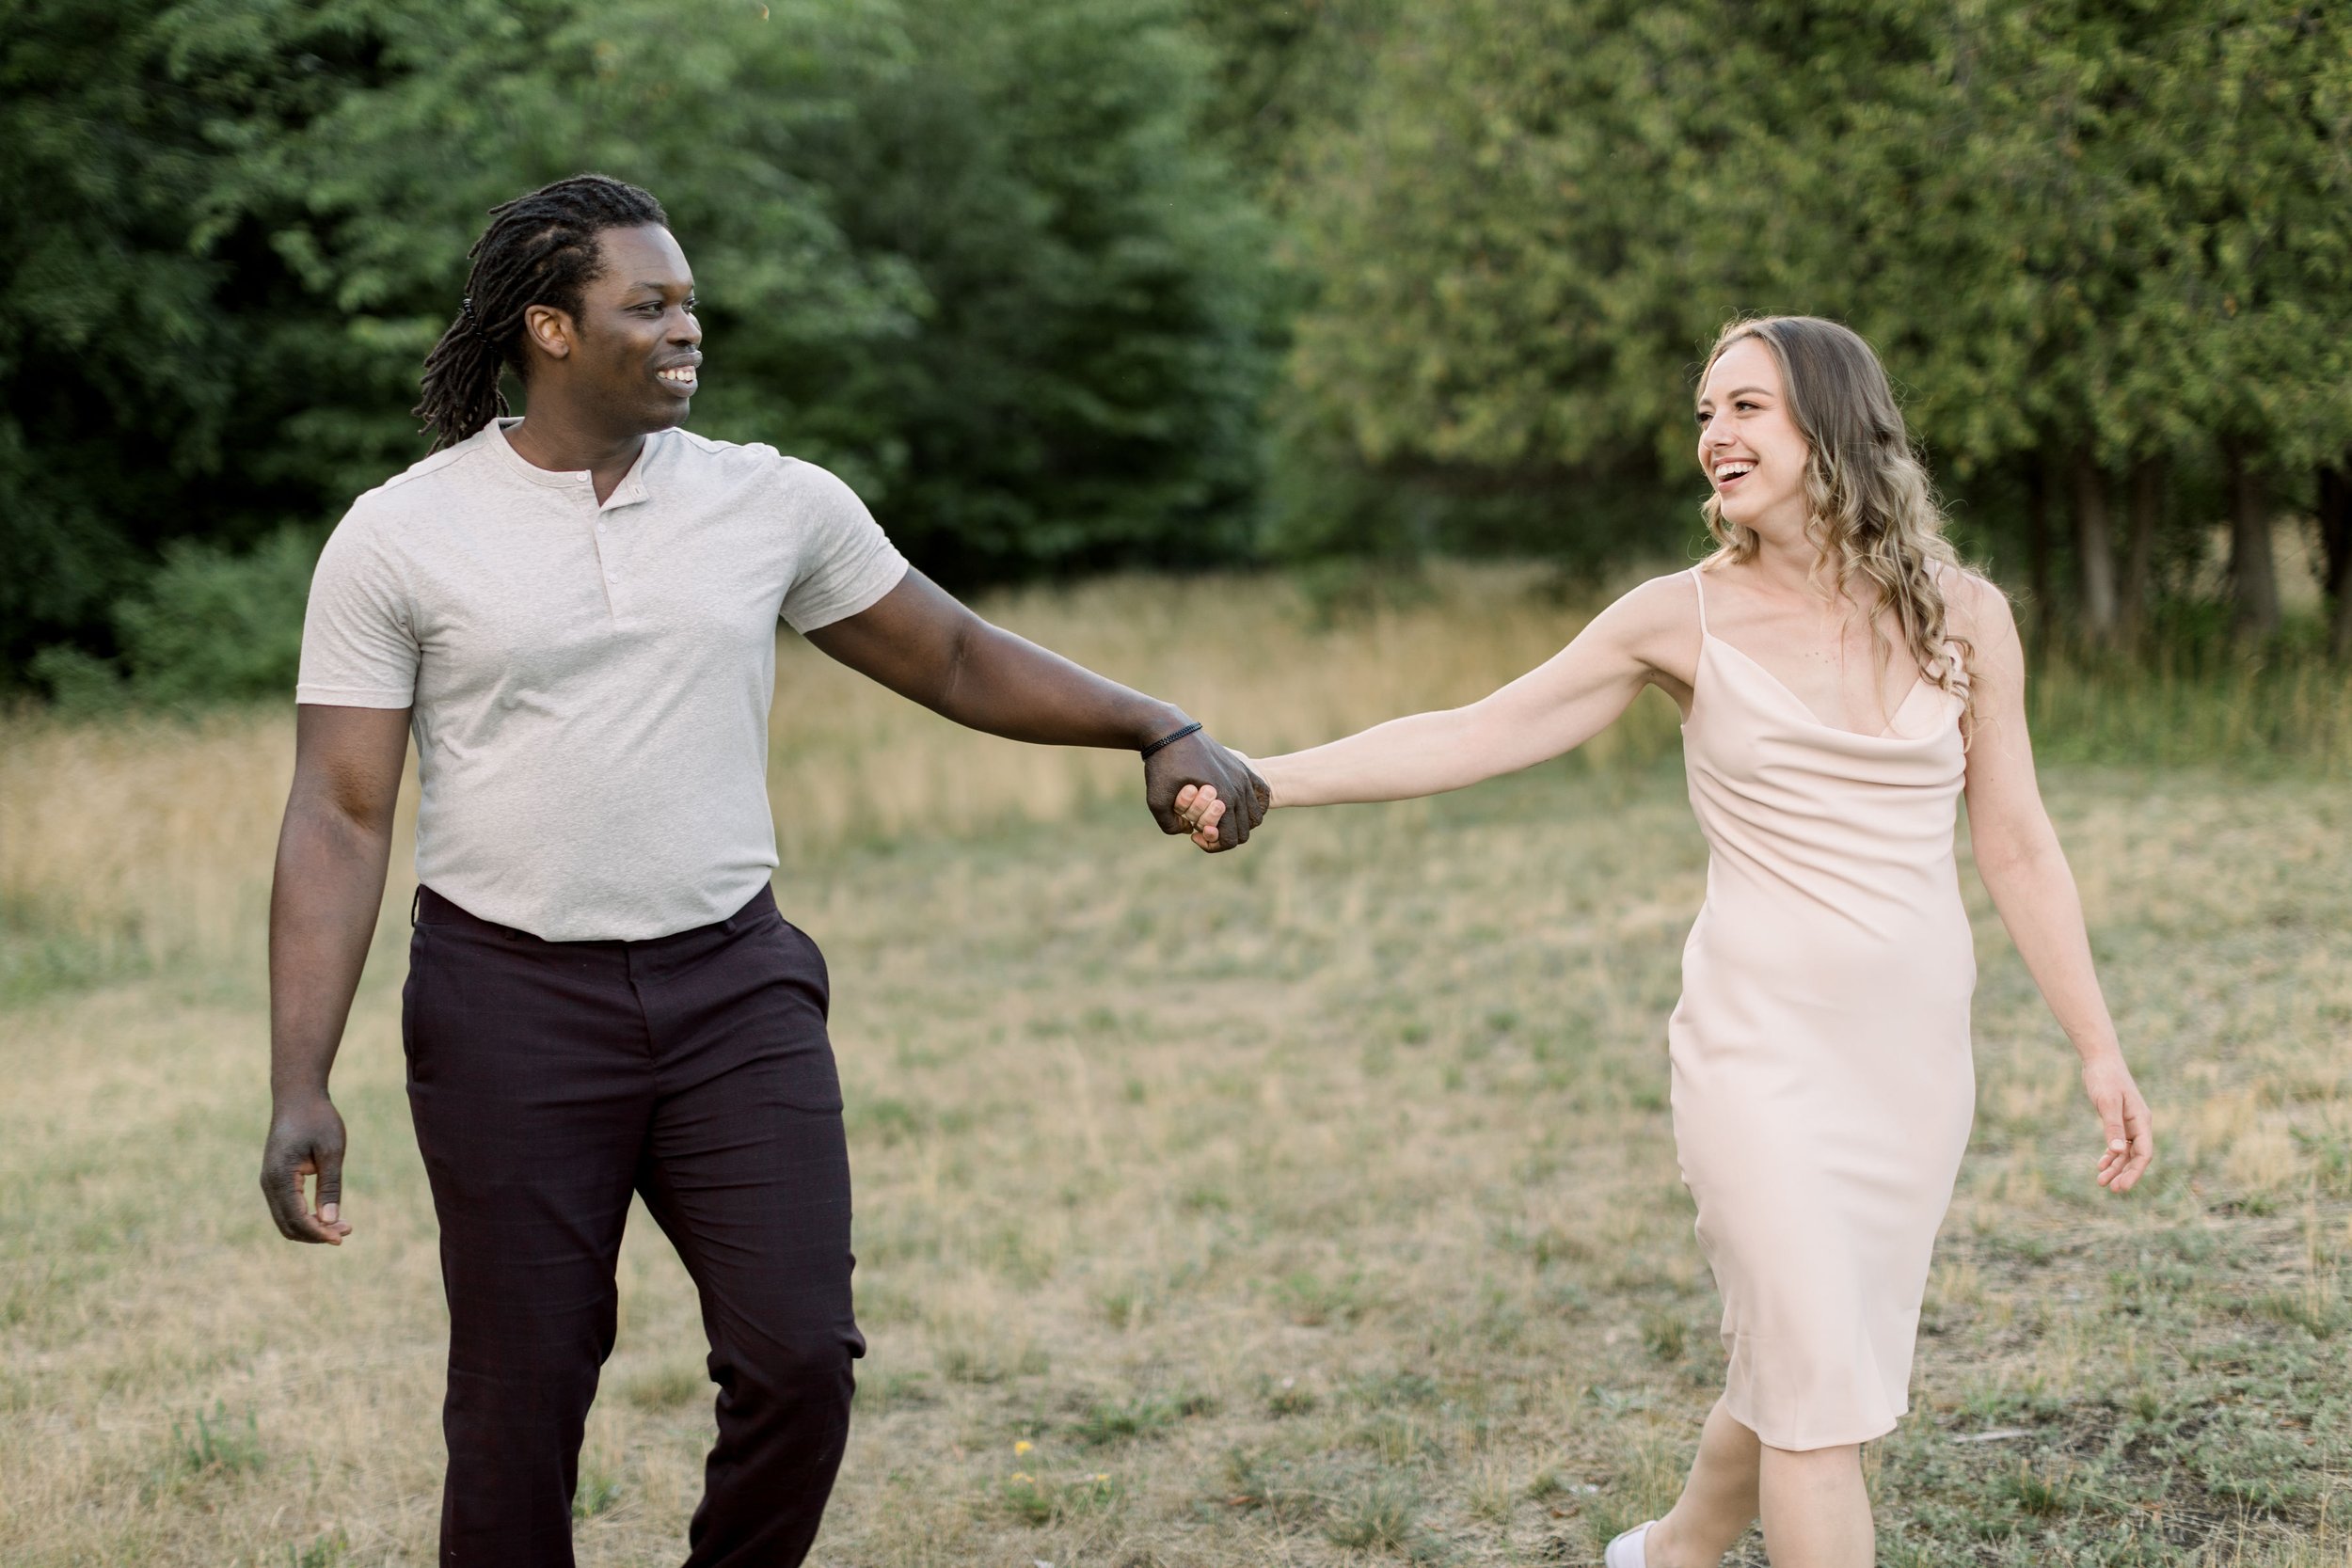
[1139,720,1204,759]
[1131,703,1191,752]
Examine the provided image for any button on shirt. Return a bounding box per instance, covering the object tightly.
[296,419,909,941]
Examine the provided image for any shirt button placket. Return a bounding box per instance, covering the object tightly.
[593,496,623,614]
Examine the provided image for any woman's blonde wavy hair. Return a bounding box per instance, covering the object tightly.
[1698,316,1973,707]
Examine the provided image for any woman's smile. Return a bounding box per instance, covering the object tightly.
[1695,337,1810,534]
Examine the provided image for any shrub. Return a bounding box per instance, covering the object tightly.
[36,527,319,712]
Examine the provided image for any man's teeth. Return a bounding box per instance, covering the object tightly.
[658,367,697,384]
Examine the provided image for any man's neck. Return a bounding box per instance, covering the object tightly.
[505,413,648,505]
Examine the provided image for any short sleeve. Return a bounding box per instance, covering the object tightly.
[777,463,911,634]
[296,507,420,707]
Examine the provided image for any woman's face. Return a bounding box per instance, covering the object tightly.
[1695,337,1809,539]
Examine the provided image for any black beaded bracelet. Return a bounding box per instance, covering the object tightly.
[1137,720,1203,759]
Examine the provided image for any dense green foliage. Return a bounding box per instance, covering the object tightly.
[31,526,320,708]
[790,0,1278,579]
[1265,0,2352,643]
[6,0,2350,702]
[2,0,1274,689]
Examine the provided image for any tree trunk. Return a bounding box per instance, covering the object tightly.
[2025,454,2053,640]
[2321,461,2352,660]
[2227,445,2280,641]
[2074,450,2119,643]
[2122,458,2161,643]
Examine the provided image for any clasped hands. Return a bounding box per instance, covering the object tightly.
[1141,727,1265,851]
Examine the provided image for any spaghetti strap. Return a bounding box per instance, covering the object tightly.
[1689,566,1710,635]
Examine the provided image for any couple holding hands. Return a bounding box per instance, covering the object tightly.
[265,175,2152,1568]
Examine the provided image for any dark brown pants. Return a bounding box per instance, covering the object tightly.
[403,883,862,1568]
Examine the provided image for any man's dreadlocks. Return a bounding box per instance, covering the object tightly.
[412,174,669,452]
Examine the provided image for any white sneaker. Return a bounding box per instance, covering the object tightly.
[1603,1520,1655,1568]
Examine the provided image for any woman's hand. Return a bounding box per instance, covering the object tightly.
[2081,1050,2154,1193]
[1174,781,1231,848]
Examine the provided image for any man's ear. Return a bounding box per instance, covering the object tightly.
[521,303,575,365]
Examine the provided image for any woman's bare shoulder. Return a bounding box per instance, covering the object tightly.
[1585,567,1707,681]
[1608,566,1708,625]
[1939,564,2015,641]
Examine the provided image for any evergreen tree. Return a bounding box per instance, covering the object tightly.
[1270,0,2352,645]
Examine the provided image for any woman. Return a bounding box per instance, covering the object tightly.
[1177,317,2154,1567]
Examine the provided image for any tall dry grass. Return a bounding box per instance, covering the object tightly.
[8,561,2346,986]
[2026,636,2352,771]
[0,564,1677,978]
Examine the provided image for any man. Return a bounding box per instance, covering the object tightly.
[261,173,1264,1567]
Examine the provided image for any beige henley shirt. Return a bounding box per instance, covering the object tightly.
[296,419,909,940]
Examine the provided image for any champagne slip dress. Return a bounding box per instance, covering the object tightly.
[1666,566,1976,1450]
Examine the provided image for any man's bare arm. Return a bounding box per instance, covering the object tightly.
[261,703,411,1243]
[804,570,1267,847]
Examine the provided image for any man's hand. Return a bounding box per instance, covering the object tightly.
[261,1094,353,1244]
[1146,732,1267,851]
[266,703,405,1249]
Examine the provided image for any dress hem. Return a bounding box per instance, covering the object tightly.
[1721,1392,1904,1453]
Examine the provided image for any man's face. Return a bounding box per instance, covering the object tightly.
[543,224,703,434]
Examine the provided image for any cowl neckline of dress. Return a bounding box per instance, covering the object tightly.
[1699,632,1942,742]
[1682,567,1963,746]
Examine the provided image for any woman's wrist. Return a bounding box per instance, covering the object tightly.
[2073,1035,2125,1068]
[1252,754,1293,810]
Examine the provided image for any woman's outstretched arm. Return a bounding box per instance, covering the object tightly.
[1955,578,2154,1194]
[1244,575,1691,811]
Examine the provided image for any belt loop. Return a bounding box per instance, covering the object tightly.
[409,884,423,927]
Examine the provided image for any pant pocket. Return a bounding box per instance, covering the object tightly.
[400,927,424,1071]
[771,914,833,1019]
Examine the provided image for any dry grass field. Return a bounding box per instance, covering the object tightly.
[5,566,2351,1567]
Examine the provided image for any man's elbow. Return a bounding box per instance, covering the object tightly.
[925,617,987,719]
[289,777,396,851]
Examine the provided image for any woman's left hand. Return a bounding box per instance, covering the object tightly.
[2081,1050,2154,1193]
[1172,783,1228,849]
